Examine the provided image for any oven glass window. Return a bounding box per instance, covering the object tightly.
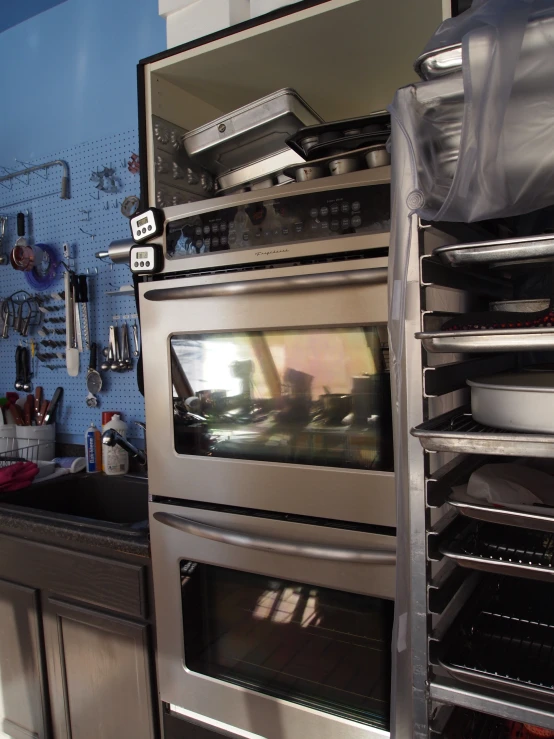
[170,327,392,470]
[181,562,393,729]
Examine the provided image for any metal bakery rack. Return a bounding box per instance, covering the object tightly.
[396,210,554,737]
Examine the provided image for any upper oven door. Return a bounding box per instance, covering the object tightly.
[139,255,395,527]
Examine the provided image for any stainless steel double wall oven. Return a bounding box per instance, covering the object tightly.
[139,168,397,739]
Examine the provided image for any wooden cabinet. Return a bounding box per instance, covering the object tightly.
[0,534,158,739]
[43,599,155,739]
[0,579,49,739]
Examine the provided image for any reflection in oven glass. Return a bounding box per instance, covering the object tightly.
[170,327,392,470]
[181,563,393,729]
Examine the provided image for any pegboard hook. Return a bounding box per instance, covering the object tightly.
[79,227,96,241]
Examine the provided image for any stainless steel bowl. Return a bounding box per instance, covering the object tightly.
[293,165,326,182]
[329,157,360,176]
[250,176,275,190]
[364,145,391,169]
[300,135,319,152]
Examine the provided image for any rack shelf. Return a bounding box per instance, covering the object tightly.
[412,407,554,458]
[433,705,553,738]
[417,327,554,354]
[433,233,554,268]
[448,490,554,534]
[430,680,554,732]
[440,521,554,583]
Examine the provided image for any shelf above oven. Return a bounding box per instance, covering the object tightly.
[145,0,445,131]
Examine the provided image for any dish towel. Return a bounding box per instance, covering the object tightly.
[0,462,40,491]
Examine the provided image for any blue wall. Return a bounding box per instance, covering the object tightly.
[0,0,68,34]
[0,0,165,164]
[0,0,165,443]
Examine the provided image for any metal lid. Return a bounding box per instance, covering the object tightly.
[414,43,462,80]
[183,88,322,140]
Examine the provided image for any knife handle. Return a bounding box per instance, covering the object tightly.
[24,395,33,426]
[17,212,25,237]
[34,386,43,415]
[77,274,88,303]
[10,403,24,426]
[37,399,49,426]
[44,386,63,425]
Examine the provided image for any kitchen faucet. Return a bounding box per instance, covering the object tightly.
[102,421,147,467]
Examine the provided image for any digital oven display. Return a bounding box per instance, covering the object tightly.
[165,184,391,259]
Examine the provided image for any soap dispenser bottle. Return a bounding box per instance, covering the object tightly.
[102,414,130,476]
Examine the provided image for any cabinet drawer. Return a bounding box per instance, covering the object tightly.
[0,534,148,619]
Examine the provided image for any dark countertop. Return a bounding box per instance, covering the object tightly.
[0,471,150,561]
[0,508,150,559]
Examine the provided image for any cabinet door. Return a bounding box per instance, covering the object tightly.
[0,578,49,739]
[43,598,156,739]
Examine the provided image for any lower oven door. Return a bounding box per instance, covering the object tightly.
[151,501,395,739]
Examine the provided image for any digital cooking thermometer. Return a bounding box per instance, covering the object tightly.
[129,244,164,274]
[130,207,164,243]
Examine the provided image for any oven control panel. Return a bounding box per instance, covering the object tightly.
[165,184,390,259]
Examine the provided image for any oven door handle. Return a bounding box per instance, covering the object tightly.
[144,267,387,301]
[153,512,396,564]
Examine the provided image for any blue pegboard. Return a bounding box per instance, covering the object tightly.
[0,130,146,442]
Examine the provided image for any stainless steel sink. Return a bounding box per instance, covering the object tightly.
[0,474,149,536]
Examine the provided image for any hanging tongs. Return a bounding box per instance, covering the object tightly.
[1,298,13,339]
